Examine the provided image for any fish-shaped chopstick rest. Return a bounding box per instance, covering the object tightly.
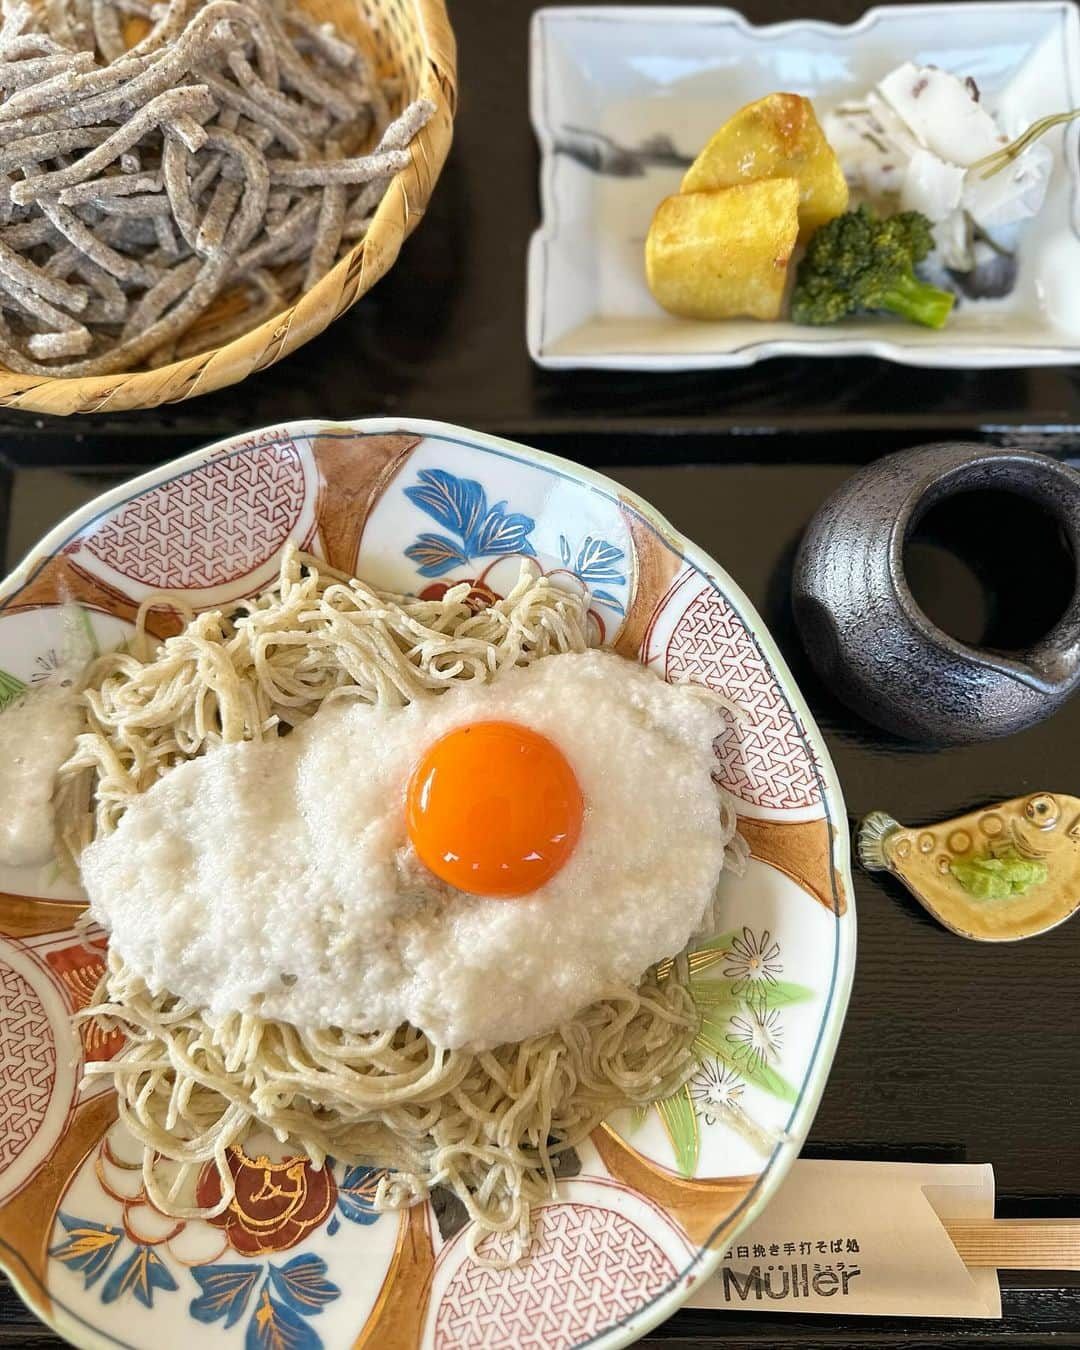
[858,793,1080,941]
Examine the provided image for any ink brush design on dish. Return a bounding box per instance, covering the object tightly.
[554,127,691,178]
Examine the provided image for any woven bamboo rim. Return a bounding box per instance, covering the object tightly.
[0,0,457,414]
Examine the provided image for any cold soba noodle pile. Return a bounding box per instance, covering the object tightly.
[57,549,745,1258]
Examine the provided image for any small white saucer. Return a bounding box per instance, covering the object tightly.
[527,3,1080,370]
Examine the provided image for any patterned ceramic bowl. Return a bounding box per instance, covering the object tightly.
[0,419,855,1350]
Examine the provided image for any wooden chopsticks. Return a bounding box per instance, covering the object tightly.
[944,1220,1080,1270]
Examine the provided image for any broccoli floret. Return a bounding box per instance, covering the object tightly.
[791,205,956,329]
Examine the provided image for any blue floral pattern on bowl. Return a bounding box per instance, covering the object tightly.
[49,1146,389,1350]
[557,533,626,615]
[404,470,537,578]
[50,1215,178,1309]
[402,467,628,621]
[191,1253,338,1350]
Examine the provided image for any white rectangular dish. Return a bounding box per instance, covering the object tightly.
[527,3,1080,370]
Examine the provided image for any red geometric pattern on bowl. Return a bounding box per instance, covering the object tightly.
[45,942,123,1063]
[83,439,307,590]
[433,1202,677,1350]
[0,961,57,1176]
[664,583,821,812]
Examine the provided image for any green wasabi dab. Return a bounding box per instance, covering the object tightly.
[950,848,1048,901]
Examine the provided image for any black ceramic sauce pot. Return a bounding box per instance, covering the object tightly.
[792,443,1080,745]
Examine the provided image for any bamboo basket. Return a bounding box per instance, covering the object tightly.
[0,0,457,415]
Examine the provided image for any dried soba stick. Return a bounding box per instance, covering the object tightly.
[0,0,434,374]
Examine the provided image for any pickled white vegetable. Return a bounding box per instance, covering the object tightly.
[962,143,1052,229]
[878,62,1004,166]
[900,149,965,222]
[826,61,1058,274]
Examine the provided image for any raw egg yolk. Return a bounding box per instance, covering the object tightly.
[406,721,584,898]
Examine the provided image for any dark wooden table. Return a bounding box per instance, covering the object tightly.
[2,1,1080,1346]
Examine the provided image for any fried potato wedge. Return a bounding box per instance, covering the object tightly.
[681,93,848,238]
[645,179,800,321]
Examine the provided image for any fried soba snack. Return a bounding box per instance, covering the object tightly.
[0,0,433,374]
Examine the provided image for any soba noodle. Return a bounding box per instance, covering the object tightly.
[80,953,702,1257]
[62,547,744,1259]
